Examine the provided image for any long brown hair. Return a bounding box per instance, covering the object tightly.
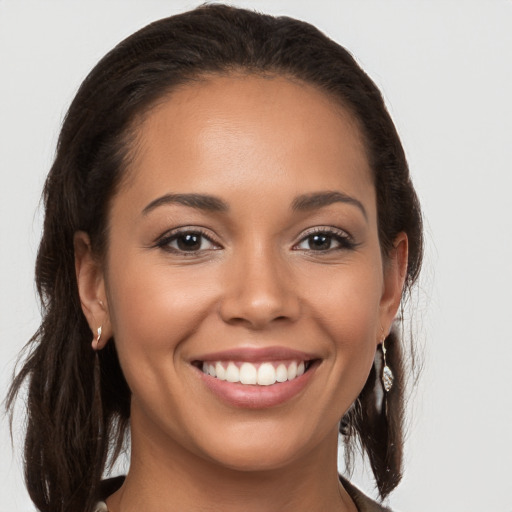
[7,4,423,511]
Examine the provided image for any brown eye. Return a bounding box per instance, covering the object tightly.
[157,230,219,253]
[295,228,356,252]
[176,233,202,251]
[307,233,332,250]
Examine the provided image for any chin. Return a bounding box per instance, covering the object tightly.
[191,422,323,474]
[206,446,301,473]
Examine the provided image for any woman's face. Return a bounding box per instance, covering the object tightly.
[81,74,406,471]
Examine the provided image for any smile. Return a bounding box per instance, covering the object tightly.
[200,360,310,386]
[192,347,319,408]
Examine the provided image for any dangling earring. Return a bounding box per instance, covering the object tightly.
[381,336,394,392]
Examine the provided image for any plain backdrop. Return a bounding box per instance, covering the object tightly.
[1,1,511,511]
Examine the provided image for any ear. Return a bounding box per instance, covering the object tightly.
[378,232,408,340]
[74,231,112,350]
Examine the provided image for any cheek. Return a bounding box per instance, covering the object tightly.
[105,253,218,370]
[304,258,383,339]
[301,258,383,394]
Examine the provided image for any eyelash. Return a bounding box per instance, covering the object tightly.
[154,226,357,256]
[155,227,221,255]
[293,227,357,253]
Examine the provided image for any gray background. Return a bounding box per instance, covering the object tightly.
[1,1,511,510]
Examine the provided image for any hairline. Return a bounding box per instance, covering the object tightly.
[101,68,374,255]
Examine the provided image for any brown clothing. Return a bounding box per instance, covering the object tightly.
[340,476,392,512]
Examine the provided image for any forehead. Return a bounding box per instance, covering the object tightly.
[118,74,374,214]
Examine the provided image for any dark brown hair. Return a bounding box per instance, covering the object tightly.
[7,4,423,511]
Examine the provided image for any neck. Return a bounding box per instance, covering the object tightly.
[106,414,356,512]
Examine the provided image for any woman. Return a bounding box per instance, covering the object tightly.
[7,4,422,512]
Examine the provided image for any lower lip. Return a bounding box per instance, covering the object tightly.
[195,364,317,409]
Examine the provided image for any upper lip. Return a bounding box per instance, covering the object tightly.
[192,346,319,363]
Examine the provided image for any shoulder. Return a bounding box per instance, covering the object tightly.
[340,475,393,512]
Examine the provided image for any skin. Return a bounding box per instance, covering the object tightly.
[75,74,407,512]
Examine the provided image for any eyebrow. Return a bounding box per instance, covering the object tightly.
[292,191,368,220]
[142,190,367,220]
[142,193,229,216]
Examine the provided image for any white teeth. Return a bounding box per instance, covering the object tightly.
[226,362,239,382]
[215,362,226,380]
[276,364,288,382]
[239,362,257,384]
[257,363,276,386]
[287,361,297,380]
[200,360,309,386]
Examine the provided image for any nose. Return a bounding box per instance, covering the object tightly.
[219,245,301,329]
